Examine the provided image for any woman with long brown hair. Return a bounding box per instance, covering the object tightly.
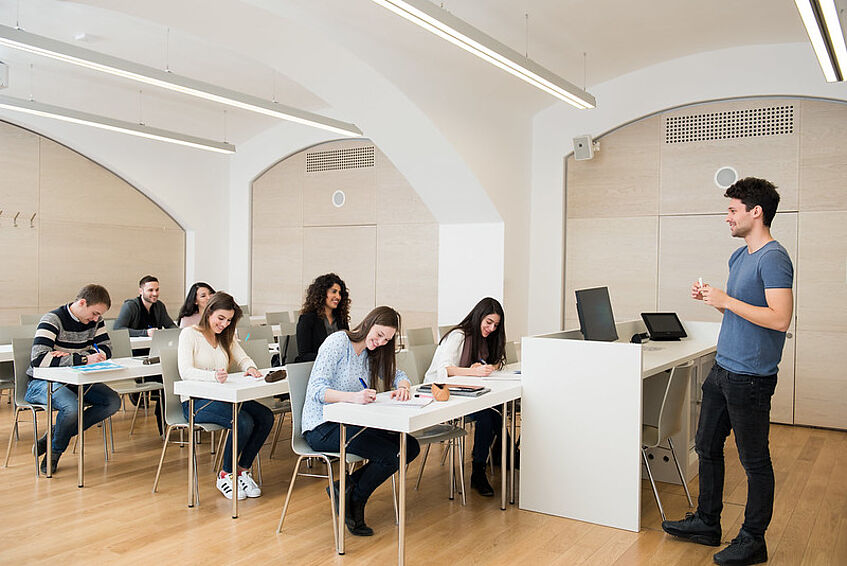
[177,292,274,500]
[302,306,420,536]
[295,273,351,362]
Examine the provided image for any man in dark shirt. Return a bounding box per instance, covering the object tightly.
[114,275,176,337]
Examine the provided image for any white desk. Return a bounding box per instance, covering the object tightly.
[324,380,521,565]
[130,336,151,349]
[32,357,163,486]
[0,344,11,363]
[520,320,719,532]
[174,370,289,518]
[1,336,151,363]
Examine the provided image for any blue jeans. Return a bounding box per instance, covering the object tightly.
[305,421,420,503]
[182,400,274,474]
[25,379,121,454]
[468,408,501,464]
[695,363,777,537]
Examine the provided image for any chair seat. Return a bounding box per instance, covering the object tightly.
[642,425,660,448]
[412,424,467,444]
[110,379,164,395]
[292,435,364,464]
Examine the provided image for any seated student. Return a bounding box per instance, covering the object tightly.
[425,297,506,496]
[114,275,177,337]
[177,292,273,500]
[295,273,350,362]
[25,284,122,474]
[302,306,420,536]
[176,282,216,328]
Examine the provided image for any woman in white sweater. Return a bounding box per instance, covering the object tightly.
[177,292,274,500]
[425,297,506,496]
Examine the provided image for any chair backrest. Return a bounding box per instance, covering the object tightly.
[238,304,251,316]
[19,313,43,325]
[238,324,273,345]
[158,346,187,427]
[505,341,520,364]
[410,344,437,383]
[104,319,117,331]
[286,361,315,450]
[406,327,435,347]
[656,362,694,442]
[292,310,300,320]
[438,325,454,340]
[265,311,290,326]
[149,327,181,356]
[109,328,132,358]
[240,338,271,369]
[0,324,37,345]
[283,334,299,365]
[396,350,419,385]
[12,338,35,406]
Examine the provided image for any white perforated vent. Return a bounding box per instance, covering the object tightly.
[306,146,375,172]
[665,105,794,144]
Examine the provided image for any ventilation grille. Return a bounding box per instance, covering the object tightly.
[306,146,375,172]
[665,105,794,144]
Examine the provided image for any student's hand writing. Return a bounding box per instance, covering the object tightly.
[87,352,107,364]
[470,364,495,377]
[244,367,262,378]
[391,387,411,401]
[147,328,156,337]
[691,281,705,301]
[351,389,377,404]
[214,369,228,383]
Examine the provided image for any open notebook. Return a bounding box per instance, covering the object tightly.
[373,391,432,408]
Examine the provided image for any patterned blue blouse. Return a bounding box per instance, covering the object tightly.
[302,330,410,432]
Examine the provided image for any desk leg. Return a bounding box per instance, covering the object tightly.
[231,402,239,519]
[46,382,53,478]
[448,431,455,500]
[78,385,85,488]
[188,398,195,508]
[510,399,516,505]
[500,402,507,511]
[399,432,406,566]
[338,423,346,555]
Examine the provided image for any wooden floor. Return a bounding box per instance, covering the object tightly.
[0,397,845,566]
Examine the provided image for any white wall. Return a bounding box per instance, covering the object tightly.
[528,42,847,335]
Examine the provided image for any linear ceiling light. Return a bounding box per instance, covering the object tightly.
[794,0,847,82]
[368,0,595,109]
[0,95,236,153]
[0,24,363,136]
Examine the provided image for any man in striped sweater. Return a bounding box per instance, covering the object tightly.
[25,284,121,473]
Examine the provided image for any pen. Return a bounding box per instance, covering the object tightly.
[92,343,100,354]
[414,394,433,399]
[698,277,703,287]
[244,332,250,342]
[358,377,369,390]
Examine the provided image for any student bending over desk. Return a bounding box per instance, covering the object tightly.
[177,292,273,500]
[425,297,507,497]
[302,306,420,536]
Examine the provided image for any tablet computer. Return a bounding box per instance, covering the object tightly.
[640,312,687,341]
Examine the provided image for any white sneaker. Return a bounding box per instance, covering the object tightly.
[216,473,247,500]
[237,471,262,498]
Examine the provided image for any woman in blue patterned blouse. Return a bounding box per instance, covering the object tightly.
[302,306,420,536]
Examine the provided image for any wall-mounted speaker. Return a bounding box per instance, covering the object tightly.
[714,166,738,189]
[573,135,594,160]
[331,189,346,208]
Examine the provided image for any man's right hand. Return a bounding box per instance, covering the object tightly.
[87,352,107,364]
[147,328,156,337]
[691,281,705,301]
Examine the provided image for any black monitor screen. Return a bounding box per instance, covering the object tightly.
[575,286,618,342]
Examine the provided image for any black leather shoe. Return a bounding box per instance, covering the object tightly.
[713,530,767,565]
[662,512,722,546]
[40,452,61,474]
[471,462,495,497]
[346,493,374,536]
[33,436,47,458]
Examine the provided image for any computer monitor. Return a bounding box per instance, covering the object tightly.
[575,286,618,342]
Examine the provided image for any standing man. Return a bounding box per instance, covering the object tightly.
[25,284,121,473]
[662,178,793,566]
[114,275,177,337]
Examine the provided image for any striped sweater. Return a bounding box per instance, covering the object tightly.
[27,305,112,378]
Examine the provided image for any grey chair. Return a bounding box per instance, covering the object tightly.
[237,325,274,345]
[281,333,298,366]
[276,362,365,544]
[437,325,454,340]
[406,327,435,347]
[152,346,225,498]
[642,361,695,521]
[409,344,437,384]
[108,328,164,436]
[0,324,37,344]
[265,311,291,326]
[19,313,44,325]
[504,341,520,364]
[238,304,251,316]
[241,339,291,460]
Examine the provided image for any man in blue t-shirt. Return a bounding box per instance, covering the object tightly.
[662,178,794,566]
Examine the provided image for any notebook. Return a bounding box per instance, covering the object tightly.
[417,384,491,397]
[73,361,124,373]
[374,392,432,408]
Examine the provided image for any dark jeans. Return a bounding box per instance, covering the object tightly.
[305,421,420,503]
[695,363,777,537]
[467,408,501,464]
[182,399,274,474]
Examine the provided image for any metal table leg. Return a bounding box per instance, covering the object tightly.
[510,399,516,505]
[78,385,85,488]
[231,401,239,518]
[399,432,407,566]
[188,398,195,508]
[46,382,53,478]
[338,423,346,555]
[500,402,507,511]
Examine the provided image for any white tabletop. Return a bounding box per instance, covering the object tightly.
[323,379,521,434]
[173,368,290,403]
[130,336,152,349]
[32,357,163,385]
[0,344,11,363]
[640,320,719,377]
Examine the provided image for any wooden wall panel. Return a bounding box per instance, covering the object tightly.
[796,211,847,333]
[798,100,847,211]
[0,228,39,310]
[795,331,847,429]
[566,116,660,219]
[251,227,303,316]
[660,100,799,215]
[303,226,377,325]
[564,216,658,330]
[0,122,39,214]
[376,150,438,225]
[252,158,303,228]
[302,141,377,227]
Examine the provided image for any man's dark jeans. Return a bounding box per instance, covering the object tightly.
[695,363,777,537]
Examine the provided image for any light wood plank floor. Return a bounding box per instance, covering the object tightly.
[0,397,844,565]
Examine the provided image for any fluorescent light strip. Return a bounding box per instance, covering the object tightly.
[817,0,847,78]
[794,0,843,82]
[0,95,236,154]
[369,0,595,109]
[0,25,363,137]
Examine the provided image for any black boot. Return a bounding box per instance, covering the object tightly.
[662,511,722,546]
[345,491,374,536]
[33,435,47,458]
[40,451,61,474]
[713,530,767,565]
[470,461,494,496]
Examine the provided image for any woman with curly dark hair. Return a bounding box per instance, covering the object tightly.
[294,273,351,362]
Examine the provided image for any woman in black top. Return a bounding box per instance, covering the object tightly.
[294,273,350,362]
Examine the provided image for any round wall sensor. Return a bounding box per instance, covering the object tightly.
[714,166,738,189]
[331,190,346,208]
